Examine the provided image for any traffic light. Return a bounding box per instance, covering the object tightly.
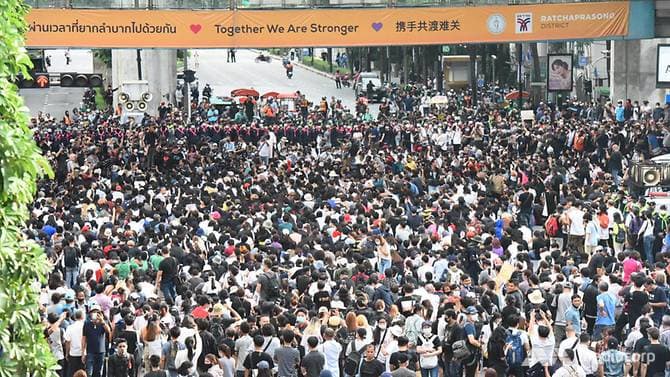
[60,73,104,87]
[584,80,593,94]
[17,72,49,88]
[183,70,196,84]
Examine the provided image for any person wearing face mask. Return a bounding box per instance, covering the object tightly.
[436,309,463,377]
[295,310,308,328]
[203,354,225,377]
[416,322,441,377]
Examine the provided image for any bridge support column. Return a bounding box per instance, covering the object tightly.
[611,39,669,104]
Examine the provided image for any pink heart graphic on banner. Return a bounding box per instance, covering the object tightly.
[372,22,383,32]
[190,24,202,34]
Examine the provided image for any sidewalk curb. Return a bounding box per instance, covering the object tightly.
[260,49,337,81]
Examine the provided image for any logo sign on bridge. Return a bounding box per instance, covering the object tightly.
[25,2,630,48]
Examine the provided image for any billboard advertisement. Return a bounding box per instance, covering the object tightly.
[547,54,574,92]
[25,1,630,48]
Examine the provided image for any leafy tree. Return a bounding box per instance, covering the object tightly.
[0,1,57,377]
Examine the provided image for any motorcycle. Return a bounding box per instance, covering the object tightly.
[255,54,272,63]
[341,74,351,88]
[287,70,293,79]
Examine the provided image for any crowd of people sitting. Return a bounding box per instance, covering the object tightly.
[30,83,670,377]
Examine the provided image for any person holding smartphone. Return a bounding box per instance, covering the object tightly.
[81,304,111,377]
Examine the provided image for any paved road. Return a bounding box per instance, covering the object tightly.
[191,49,376,116]
[20,49,93,117]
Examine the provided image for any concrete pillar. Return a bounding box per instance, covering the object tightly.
[611,39,670,104]
[112,49,177,115]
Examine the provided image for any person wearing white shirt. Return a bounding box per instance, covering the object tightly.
[64,309,86,377]
[553,348,586,377]
[558,325,580,362]
[319,329,342,377]
[573,334,598,377]
[566,201,586,254]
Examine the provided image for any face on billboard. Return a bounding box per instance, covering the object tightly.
[548,55,573,92]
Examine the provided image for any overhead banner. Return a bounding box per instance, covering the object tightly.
[25,1,629,48]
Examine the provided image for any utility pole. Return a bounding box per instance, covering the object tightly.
[135,0,142,80]
[184,50,191,121]
[517,43,523,109]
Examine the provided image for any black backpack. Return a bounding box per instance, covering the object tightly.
[343,341,364,376]
[210,318,225,345]
[264,272,281,299]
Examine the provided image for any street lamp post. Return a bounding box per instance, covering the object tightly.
[491,54,497,86]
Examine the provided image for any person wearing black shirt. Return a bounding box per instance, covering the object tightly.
[626,276,649,329]
[157,248,178,304]
[359,344,385,377]
[143,124,158,170]
[113,314,139,376]
[395,285,419,318]
[300,336,324,377]
[144,355,167,377]
[243,335,275,377]
[516,186,534,228]
[642,327,670,377]
[389,336,418,371]
[108,338,133,377]
[607,144,624,186]
[581,271,599,335]
[312,281,331,309]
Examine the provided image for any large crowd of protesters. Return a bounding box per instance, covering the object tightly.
[29,77,670,377]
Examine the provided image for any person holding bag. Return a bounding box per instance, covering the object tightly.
[416,322,441,377]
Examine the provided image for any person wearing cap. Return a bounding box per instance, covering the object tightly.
[461,306,482,377]
[82,304,111,377]
[416,321,441,377]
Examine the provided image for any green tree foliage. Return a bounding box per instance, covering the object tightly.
[0,1,56,377]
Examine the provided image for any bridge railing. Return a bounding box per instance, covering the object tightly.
[25,0,620,9]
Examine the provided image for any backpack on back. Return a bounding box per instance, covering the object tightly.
[451,339,471,362]
[505,330,526,368]
[614,223,626,244]
[545,215,559,237]
[343,342,363,376]
[210,319,225,345]
[629,215,642,235]
[264,272,281,299]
